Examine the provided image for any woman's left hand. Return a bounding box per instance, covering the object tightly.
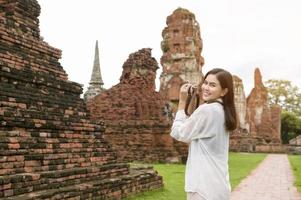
[179,83,192,102]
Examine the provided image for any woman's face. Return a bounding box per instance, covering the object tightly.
[201,74,227,101]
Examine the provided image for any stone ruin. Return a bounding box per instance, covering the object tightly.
[0,1,163,199]
[247,69,281,141]
[159,8,204,113]
[230,68,282,152]
[85,8,205,164]
[232,75,249,133]
[87,48,186,163]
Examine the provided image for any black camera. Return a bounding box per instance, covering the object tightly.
[184,85,200,116]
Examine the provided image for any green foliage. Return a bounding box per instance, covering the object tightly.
[288,155,301,192]
[126,153,266,200]
[265,79,301,115]
[281,111,301,144]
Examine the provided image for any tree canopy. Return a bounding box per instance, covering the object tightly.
[281,111,301,144]
[265,79,301,115]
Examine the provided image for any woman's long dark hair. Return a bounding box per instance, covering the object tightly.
[204,68,237,131]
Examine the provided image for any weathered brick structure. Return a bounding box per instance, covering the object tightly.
[233,75,249,132]
[159,7,204,113]
[87,48,185,163]
[230,68,282,152]
[230,76,254,151]
[0,1,162,199]
[246,68,282,152]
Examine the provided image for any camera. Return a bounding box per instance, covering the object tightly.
[184,85,201,116]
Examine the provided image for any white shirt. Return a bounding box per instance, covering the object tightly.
[170,102,231,200]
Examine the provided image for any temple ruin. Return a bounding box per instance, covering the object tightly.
[0,1,163,199]
[246,68,282,151]
[87,48,186,163]
[230,68,282,152]
[159,8,204,113]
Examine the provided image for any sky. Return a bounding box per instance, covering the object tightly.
[37,0,301,96]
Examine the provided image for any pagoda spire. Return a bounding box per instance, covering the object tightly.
[90,40,104,85]
[84,40,105,101]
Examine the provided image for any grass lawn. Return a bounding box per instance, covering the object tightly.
[288,155,301,192]
[126,152,266,200]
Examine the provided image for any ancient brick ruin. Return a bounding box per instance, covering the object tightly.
[233,75,249,133]
[246,68,282,151]
[230,68,282,152]
[0,1,162,199]
[160,8,204,113]
[230,75,254,151]
[87,48,186,163]
[85,8,206,164]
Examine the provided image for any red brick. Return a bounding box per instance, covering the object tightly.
[8,143,20,149]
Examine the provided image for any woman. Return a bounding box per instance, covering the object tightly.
[170,68,237,200]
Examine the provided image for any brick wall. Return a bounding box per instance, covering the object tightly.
[0,1,163,199]
[87,49,186,163]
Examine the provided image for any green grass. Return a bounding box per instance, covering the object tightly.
[125,164,186,200]
[288,155,301,192]
[126,152,266,200]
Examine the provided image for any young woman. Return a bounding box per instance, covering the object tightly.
[170,68,237,200]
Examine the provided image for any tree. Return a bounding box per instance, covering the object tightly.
[281,111,301,144]
[265,79,301,115]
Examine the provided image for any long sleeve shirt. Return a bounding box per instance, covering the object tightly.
[170,102,231,200]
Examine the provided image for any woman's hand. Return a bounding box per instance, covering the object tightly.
[179,83,192,101]
[178,83,192,110]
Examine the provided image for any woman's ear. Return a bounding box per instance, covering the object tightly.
[221,88,228,97]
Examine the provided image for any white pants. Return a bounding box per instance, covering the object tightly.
[187,192,207,200]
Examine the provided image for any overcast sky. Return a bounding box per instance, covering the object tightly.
[37,0,301,96]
